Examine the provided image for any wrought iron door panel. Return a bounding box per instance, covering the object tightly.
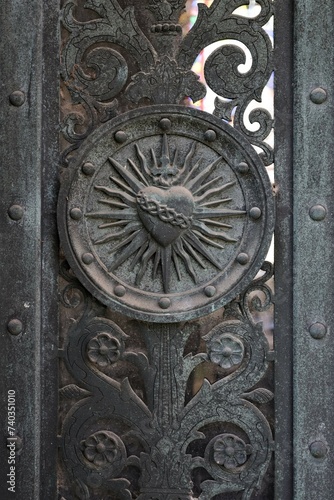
[57,1,275,499]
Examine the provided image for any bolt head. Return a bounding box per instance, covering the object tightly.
[309,322,327,340]
[114,130,128,143]
[82,162,95,176]
[237,253,249,265]
[309,204,326,221]
[310,87,327,104]
[309,440,328,459]
[159,297,171,309]
[204,129,217,142]
[82,253,94,265]
[159,118,171,131]
[70,208,83,220]
[237,162,249,174]
[8,204,23,221]
[7,319,23,336]
[114,285,126,297]
[250,207,262,220]
[204,285,216,297]
[9,90,25,106]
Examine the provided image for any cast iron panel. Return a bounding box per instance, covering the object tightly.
[58,105,274,322]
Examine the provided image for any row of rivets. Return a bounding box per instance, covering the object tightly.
[7,85,24,336]
[308,88,328,461]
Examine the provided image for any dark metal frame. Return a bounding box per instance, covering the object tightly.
[2,0,334,498]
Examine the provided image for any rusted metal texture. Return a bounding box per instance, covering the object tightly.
[293,0,334,498]
[0,0,59,498]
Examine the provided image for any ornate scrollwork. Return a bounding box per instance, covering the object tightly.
[58,262,274,498]
[61,0,274,165]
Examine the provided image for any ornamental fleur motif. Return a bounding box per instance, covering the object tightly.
[87,333,120,367]
[213,434,251,470]
[208,333,244,369]
[81,431,118,467]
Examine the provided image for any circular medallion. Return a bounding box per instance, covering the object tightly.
[58,105,274,322]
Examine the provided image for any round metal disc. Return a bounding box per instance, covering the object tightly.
[58,105,274,322]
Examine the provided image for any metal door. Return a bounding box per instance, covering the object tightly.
[1,1,333,499]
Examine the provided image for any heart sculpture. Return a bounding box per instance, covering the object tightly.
[137,186,194,247]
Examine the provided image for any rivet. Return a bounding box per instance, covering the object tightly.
[7,319,23,336]
[204,285,216,297]
[82,253,94,265]
[159,297,171,309]
[9,90,25,107]
[310,87,327,104]
[162,23,169,32]
[309,204,326,221]
[114,130,128,143]
[159,118,171,131]
[309,322,327,340]
[309,440,328,459]
[82,162,95,176]
[237,253,249,265]
[237,162,249,174]
[250,207,262,220]
[204,129,217,142]
[114,285,126,297]
[8,204,23,221]
[70,208,83,220]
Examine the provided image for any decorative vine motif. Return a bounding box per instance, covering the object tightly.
[58,262,274,499]
[60,0,273,165]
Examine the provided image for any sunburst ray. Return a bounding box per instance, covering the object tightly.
[127,158,150,187]
[130,241,149,271]
[174,240,197,283]
[94,222,141,245]
[153,247,161,280]
[192,221,238,243]
[95,185,137,206]
[195,207,246,219]
[172,250,182,281]
[184,157,222,192]
[109,175,137,196]
[86,210,137,220]
[98,199,129,209]
[135,240,158,285]
[199,198,232,207]
[181,238,206,269]
[98,220,129,229]
[161,246,172,293]
[108,157,145,192]
[109,229,147,271]
[184,232,222,269]
[199,219,232,229]
[192,230,225,249]
[194,180,236,202]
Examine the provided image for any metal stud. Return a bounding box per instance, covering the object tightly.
[204,285,216,297]
[309,204,326,221]
[309,440,328,459]
[82,162,95,176]
[310,87,327,104]
[82,253,94,265]
[249,207,262,220]
[158,297,171,309]
[70,208,83,220]
[237,253,249,265]
[114,130,128,143]
[9,90,25,106]
[159,118,171,131]
[8,204,23,221]
[237,162,249,174]
[7,319,23,336]
[309,322,327,340]
[114,285,126,297]
[204,129,217,142]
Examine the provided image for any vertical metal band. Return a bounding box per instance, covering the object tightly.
[274,0,294,497]
[0,1,58,498]
[293,1,334,497]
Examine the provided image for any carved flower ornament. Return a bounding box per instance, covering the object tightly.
[81,431,118,467]
[213,434,251,470]
[87,333,120,367]
[208,333,244,369]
